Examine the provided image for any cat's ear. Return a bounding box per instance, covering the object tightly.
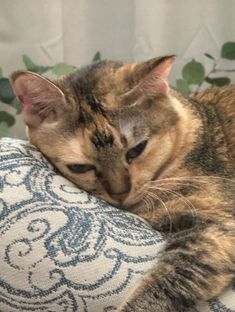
[134,55,175,95]
[11,71,66,128]
[122,56,175,103]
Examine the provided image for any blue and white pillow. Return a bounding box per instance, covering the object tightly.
[0,138,234,312]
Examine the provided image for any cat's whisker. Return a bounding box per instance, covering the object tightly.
[145,190,173,233]
[144,193,157,216]
[146,194,157,219]
[146,185,198,232]
[143,195,154,214]
[141,196,150,213]
[149,185,198,218]
[145,174,227,232]
[160,187,198,229]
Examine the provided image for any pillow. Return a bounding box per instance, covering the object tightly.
[0,138,234,312]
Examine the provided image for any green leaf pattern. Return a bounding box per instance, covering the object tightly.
[52,63,76,76]
[182,59,205,85]
[221,42,235,60]
[0,78,15,104]
[0,111,15,127]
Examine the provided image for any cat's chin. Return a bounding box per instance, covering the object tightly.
[95,194,121,208]
[120,201,144,214]
[98,195,142,211]
[119,197,143,211]
[90,190,144,211]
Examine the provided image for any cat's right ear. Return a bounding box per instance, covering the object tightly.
[11,71,66,128]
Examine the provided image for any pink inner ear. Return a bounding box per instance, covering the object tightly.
[13,76,44,126]
[12,74,53,127]
[18,94,32,106]
[13,77,32,106]
[154,57,175,80]
[140,57,175,96]
[140,73,169,96]
[12,72,66,128]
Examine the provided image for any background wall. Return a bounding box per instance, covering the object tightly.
[1,0,235,137]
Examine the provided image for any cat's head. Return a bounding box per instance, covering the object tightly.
[11,56,195,209]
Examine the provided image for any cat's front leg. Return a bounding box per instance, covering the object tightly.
[119,219,235,312]
[118,272,198,312]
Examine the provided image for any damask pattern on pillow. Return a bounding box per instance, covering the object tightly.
[0,138,234,312]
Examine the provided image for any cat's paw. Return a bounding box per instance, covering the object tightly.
[118,297,161,312]
[117,283,163,312]
[117,280,198,312]
[118,301,154,312]
[118,299,198,312]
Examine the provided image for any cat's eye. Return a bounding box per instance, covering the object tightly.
[126,140,148,163]
[67,164,95,174]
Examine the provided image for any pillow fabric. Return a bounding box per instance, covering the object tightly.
[0,138,234,312]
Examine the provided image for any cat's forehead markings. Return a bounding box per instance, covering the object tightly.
[79,105,115,150]
[90,129,114,150]
[85,95,106,114]
[77,96,107,128]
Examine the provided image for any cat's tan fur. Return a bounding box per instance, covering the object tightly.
[11,56,235,311]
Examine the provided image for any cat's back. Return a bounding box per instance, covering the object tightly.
[190,85,235,163]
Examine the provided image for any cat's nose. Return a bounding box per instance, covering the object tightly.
[99,168,131,203]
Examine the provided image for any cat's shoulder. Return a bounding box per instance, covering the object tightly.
[190,85,235,109]
[190,85,235,161]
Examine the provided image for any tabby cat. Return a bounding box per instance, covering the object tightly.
[11,56,235,311]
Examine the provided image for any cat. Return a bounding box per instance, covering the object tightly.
[11,55,235,311]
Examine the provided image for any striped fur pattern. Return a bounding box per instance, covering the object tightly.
[11,56,235,311]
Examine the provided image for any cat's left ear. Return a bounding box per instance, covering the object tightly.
[11,71,66,128]
[126,55,176,98]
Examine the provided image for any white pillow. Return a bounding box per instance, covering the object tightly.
[0,138,234,312]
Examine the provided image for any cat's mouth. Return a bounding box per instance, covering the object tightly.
[118,193,144,210]
[96,191,143,211]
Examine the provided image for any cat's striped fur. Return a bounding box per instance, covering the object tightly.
[11,56,235,311]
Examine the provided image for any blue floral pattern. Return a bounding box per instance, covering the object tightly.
[0,138,234,312]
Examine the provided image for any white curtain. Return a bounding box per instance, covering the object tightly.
[1,0,235,137]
